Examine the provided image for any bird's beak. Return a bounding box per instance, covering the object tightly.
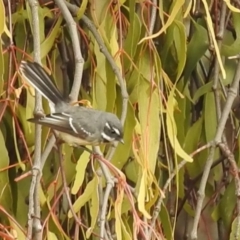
[120,139,124,144]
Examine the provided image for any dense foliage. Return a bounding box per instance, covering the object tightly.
[0,0,240,239]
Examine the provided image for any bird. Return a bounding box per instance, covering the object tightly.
[19,61,124,147]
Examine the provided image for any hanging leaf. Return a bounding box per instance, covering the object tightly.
[166,88,193,162]
[71,151,90,195]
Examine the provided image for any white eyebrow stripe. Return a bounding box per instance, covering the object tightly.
[105,122,111,129]
[69,117,78,134]
[112,127,120,135]
[101,132,114,142]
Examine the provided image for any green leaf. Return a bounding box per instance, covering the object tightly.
[0,0,5,34]
[219,181,236,229]
[184,117,204,178]
[12,117,25,171]
[222,13,240,56]
[105,61,117,112]
[30,16,62,60]
[189,147,208,178]
[69,177,98,218]
[138,78,161,172]
[121,215,133,240]
[184,116,203,153]
[86,180,99,238]
[204,92,217,142]
[71,151,90,194]
[76,0,88,19]
[47,232,59,240]
[45,145,75,201]
[15,20,27,62]
[0,130,12,213]
[115,188,132,240]
[118,216,132,240]
[137,170,151,219]
[16,94,35,146]
[183,20,208,81]
[160,204,173,240]
[183,202,196,217]
[61,144,76,186]
[125,160,139,183]
[173,21,186,81]
[166,88,193,162]
[123,3,141,69]
[161,22,175,67]
[45,199,71,240]
[109,195,133,220]
[223,59,238,86]
[138,51,152,80]
[0,41,4,95]
[175,80,188,143]
[139,0,185,43]
[92,0,109,23]
[15,176,31,226]
[127,68,141,104]
[12,9,27,24]
[93,42,107,110]
[9,219,26,240]
[193,82,213,103]
[111,100,135,169]
[230,217,240,240]
[106,20,118,112]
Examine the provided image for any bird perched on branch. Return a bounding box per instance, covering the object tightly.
[19,61,124,146]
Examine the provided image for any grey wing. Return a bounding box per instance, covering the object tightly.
[28,112,97,140]
[70,108,102,138]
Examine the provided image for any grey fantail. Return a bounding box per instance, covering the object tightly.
[19,61,124,146]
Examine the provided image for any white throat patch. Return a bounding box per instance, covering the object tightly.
[101,132,114,142]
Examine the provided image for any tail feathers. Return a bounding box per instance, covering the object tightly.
[19,61,65,105]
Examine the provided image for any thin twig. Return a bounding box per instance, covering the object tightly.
[40,135,56,170]
[65,1,129,132]
[191,39,240,240]
[26,0,43,239]
[191,2,240,239]
[93,146,116,239]
[57,144,83,229]
[58,38,70,99]
[147,141,212,240]
[149,0,157,35]
[65,3,130,238]
[54,0,84,102]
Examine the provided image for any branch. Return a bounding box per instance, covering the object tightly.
[93,146,116,239]
[26,0,43,239]
[191,3,240,238]
[147,142,211,240]
[65,1,129,160]
[54,0,84,102]
[64,3,130,237]
[149,0,157,35]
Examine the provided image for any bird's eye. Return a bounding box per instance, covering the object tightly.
[105,122,121,136]
[111,129,116,134]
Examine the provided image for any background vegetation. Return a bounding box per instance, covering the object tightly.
[0,0,240,239]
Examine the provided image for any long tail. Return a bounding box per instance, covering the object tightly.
[19,61,65,105]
